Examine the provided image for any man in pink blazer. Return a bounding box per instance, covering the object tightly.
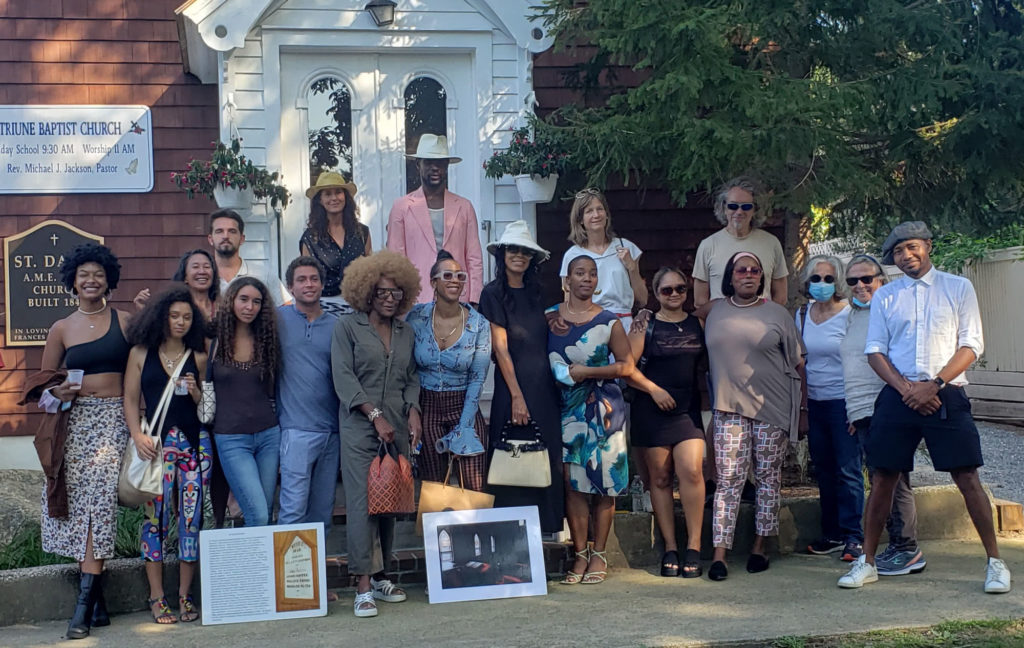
[386,134,484,304]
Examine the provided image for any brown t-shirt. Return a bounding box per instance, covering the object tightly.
[705,299,805,436]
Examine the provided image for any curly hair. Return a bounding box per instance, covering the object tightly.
[341,250,421,315]
[59,243,121,294]
[127,285,207,352]
[490,247,543,312]
[172,249,219,303]
[713,175,770,228]
[214,276,280,383]
[567,190,616,247]
[306,188,366,246]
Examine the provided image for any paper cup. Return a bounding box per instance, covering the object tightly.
[67,369,84,388]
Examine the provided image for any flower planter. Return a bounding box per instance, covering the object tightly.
[514,173,558,203]
[213,185,256,210]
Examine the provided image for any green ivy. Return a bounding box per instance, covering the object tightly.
[932,224,1024,273]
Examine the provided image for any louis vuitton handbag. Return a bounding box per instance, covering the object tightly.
[486,419,552,488]
[416,459,495,535]
[367,441,415,516]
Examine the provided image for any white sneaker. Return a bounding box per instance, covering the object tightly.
[353,591,377,618]
[985,557,1011,594]
[370,577,407,602]
[838,555,878,589]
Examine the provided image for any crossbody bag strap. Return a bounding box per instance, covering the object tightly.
[147,350,192,438]
[205,339,217,382]
[638,312,656,371]
[799,304,808,336]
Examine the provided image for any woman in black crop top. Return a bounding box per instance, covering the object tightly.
[39,243,133,639]
[123,286,208,624]
[209,277,281,528]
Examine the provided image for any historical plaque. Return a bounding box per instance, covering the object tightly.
[273,529,320,613]
[4,220,103,346]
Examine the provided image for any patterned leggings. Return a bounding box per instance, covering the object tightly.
[141,427,211,562]
[712,410,788,549]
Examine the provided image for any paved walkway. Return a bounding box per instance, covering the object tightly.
[6,539,1024,648]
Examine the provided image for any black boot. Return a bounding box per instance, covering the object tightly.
[91,571,110,627]
[66,572,97,640]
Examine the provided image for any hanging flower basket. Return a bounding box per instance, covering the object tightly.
[212,184,256,210]
[514,173,559,203]
[171,138,290,209]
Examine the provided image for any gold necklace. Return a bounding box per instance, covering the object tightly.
[565,300,595,316]
[656,312,687,332]
[159,345,185,369]
[432,304,464,348]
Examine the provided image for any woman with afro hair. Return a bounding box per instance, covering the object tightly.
[331,250,422,618]
[38,243,133,639]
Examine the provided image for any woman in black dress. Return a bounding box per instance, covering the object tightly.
[478,221,564,533]
[301,171,371,315]
[627,267,707,578]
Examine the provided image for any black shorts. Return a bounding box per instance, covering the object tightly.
[865,384,983,473]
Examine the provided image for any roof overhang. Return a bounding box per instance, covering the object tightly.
[175,0,554,84]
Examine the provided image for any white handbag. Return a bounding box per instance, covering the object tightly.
[118,351,190,507]
[196,340,216,424]
[486,420,552,489]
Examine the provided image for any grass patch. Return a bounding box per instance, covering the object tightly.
[0,506,146,570]
[760,618,1024,648]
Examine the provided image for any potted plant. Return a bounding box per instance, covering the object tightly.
[483,121,570,203]
[171,138,290,210]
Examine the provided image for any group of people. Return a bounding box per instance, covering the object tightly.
[25,134,1012,637]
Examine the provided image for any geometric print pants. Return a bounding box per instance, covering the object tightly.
[711,410,789,549]
[140,427,211,563]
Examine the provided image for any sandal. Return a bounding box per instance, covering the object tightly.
[561,548,589,585]
[147,596,177,624]
[682,549,702,578]
[660,550,680,577]
[581,549,608,584]
[353,591,378,618]
[178,594,199,622]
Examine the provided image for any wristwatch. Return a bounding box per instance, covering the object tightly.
[367,407,383,422]
[932,376,946,390]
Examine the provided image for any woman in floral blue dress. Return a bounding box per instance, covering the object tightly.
[547,255,634,585]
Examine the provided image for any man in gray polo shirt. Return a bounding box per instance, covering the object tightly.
[277,256,341,534]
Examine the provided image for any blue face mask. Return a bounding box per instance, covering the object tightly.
[808,282,835,302]
[852,296,870,308]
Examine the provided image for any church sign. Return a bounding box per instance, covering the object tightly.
[4,220,104,346]
[0,105,154,194]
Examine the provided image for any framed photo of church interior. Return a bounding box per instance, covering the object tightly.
[423,506,547,604]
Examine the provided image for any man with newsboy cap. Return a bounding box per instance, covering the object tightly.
[837,221,1011,593]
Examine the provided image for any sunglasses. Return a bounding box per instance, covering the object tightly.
[575,187,602,199]
[504,245,533,258]
[845,274,880,286]
[658,284,688,297]
[809,274,836,284]
[374,288,405,301]
[432,270,468,283]
[726,202,756,211]
[733,266,763,277]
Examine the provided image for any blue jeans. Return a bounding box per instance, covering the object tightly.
[808,399,864,543]
[215,425,281,527]
[278,428,340,535]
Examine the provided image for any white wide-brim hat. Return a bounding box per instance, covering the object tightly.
[486,220,550,262]
[405,133,462,163]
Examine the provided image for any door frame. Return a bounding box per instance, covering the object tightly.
[264,30,496,282]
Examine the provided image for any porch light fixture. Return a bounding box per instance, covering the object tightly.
[365,0,397,27]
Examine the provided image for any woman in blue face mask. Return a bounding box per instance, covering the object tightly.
[797,255,863,562]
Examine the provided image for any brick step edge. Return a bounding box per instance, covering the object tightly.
[325,542,571,589]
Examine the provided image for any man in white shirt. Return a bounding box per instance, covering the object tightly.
[208,208,288,304]
[838,221,1010,594]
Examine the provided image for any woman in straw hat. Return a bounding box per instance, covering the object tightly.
[301,171,371,315]
[478,221,565,534]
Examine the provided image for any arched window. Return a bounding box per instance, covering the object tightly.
[307,76,353,184]
[473,533,482,557]
[404,76,447,194]
[438,529,454,570]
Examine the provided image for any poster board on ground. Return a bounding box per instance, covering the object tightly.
[423,505,547,604]
[199,522,327,625]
